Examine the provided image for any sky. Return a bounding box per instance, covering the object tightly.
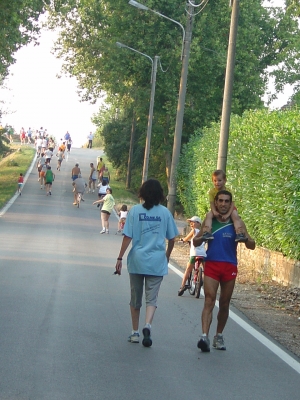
[0,29,100,147]
[0,0,293,147]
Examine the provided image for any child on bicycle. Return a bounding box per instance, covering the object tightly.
[116,204,128,233]
[178,216,206,296]
[200,169,247,242]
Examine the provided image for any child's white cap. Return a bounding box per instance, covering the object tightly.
[187,216,202,223]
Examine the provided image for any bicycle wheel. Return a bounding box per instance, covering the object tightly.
[77,193,81,208]
[188,271,196,295]
[195,267,203,298]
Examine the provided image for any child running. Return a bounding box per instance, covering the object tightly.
[178,216,206,296]
[200,169,247,242]
[45,165,55,196]
[17,173,24,195]
[116,204,128,233]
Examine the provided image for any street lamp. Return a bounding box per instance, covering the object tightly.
[128,0,185,60]
[129,1,195,215]
[116,42,159,183]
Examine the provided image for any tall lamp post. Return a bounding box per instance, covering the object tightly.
[217,0,240,172]
[129,0,195,215]
[116,42,159,183]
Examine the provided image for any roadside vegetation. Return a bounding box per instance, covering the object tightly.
[177,107,300,260]
[0,144,36,209]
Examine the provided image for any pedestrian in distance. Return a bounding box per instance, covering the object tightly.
[93,187,115,234]
[88,162,97,193]
[45,165,55,196]
[97,157,105,182]
[72,173,87,205]
[66,137,72,152]
[87,132,94,148]
[36,152,46,182]
[39,164,47,189]
[71,163,81,181]
[193,190,255,352]
[27,128,32,144]
[200,169,248,243]
[20,127,26,145]
[56,148,65,171]
[114,179,179,347]
[101,166,110,185]
[17,173,24,195]
[177,216,206,296]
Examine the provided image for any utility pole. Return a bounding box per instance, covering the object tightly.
[167,1,195,215]
[217,0,240,172]
[142,55,159,183]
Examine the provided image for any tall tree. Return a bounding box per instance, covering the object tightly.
[0,0,53,78]
[46,0,300,189]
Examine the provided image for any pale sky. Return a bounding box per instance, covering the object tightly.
[0,0,292,146]
[0,29,100,147]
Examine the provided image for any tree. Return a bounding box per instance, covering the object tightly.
[46,0,300,188]
[0,1,52,78]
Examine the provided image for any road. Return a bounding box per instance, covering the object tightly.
[0,147,299,400]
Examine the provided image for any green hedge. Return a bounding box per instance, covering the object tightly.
[177,109,300,260]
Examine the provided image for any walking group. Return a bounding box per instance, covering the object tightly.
[113,171,255,352]
[72,156,127,235]
[17,143,256,353]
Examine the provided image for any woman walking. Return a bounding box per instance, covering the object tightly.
[93,188,115,234]
[114,179,179,347]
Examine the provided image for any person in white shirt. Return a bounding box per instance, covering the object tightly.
[87,132,94,148]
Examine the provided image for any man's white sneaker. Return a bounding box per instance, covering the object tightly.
[128,332,140,343]
[100,228,106,234]
[213,334,226,350]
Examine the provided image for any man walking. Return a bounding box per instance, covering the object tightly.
[87,132,94,148]
[193,190,255,352]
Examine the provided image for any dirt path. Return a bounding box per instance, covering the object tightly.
[170,241,300,358]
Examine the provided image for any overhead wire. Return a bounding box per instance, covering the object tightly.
[186,0,210,17]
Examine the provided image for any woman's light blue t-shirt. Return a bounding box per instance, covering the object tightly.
[123,204,179,276]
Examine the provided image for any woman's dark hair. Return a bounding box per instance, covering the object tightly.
[121,204,127,211]
[139,179,165,210]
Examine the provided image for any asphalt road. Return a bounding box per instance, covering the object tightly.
[0,147,299,400]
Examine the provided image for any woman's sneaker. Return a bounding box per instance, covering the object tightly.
[128,332,140,343]
[100,228,106,234]
[212,334,226,350]
[197,335,210,352]
[142,324,152,347]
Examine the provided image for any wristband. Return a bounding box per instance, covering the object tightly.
[117,258,122,261]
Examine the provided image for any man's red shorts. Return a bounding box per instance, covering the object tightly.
[204,261,238,282]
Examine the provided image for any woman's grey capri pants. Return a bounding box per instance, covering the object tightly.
[129,274,163,309]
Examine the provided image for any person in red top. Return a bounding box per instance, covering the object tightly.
[20,128,26,145]
[17,173,24,195]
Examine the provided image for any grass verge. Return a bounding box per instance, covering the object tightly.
[0,145,36,209]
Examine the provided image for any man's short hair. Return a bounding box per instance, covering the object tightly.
[215,190,232,202]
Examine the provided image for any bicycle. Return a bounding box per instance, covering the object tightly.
[187,256,204,298]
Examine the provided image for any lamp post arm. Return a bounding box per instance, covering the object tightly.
[151,10,185,59]
[116,42,153,66]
